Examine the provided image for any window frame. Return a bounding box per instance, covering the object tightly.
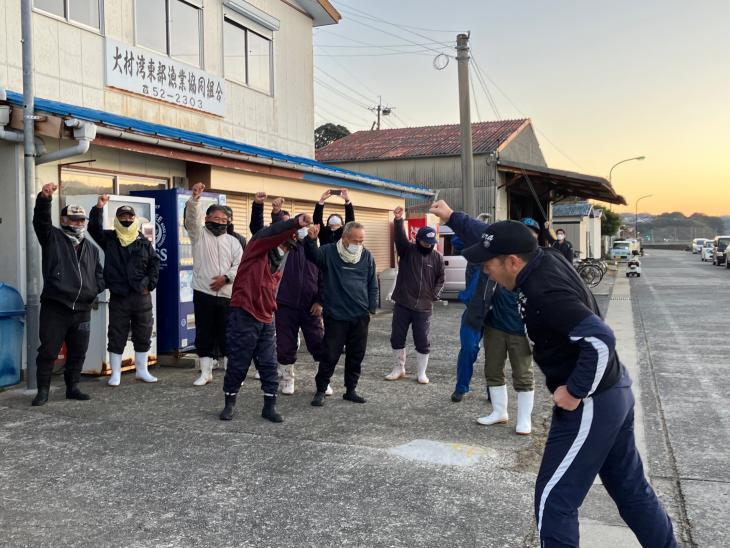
[222,16,274,96]
[133,0,204,69]
[33,0,105,34]
[59,166,170,200]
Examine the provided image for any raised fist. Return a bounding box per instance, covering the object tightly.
[393,206,404,220]
[41,183,58,198]
[97,194,110,208]
[191,182,205,200]
[272,197,285,212]
[254,191,267,204]
[308,223,321,240]
[298,213,313,227]
[429,200,454,222]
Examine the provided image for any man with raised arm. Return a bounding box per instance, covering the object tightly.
[313,188,354,245]
[31,183,104,406]
[384,206,444,385]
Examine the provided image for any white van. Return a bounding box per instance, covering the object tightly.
[692,238,710,254]
[438,225,467,299]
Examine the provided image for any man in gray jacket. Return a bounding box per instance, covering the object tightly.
[385,206,444,384]
[304,221,378,407]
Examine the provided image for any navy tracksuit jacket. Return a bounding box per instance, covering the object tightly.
[516,247,676,547]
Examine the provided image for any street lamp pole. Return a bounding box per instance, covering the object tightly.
[635,194,653,239]
[609,156,646,184]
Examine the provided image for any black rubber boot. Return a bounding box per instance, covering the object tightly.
[343,389,366,404]
[220,394,236,421]
[451,390,464,403]
[311,391,326,407]
[32,387,50,407]
[65,385,91,401]
[261,395,283,423]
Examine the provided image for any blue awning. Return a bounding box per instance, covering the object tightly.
[3,90,432,199]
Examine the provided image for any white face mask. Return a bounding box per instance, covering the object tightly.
[329,216,343,228]
[347,243,361,255]
[297,227,308,240]
[557,234,565,241]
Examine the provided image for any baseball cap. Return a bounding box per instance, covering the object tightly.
[416,226,438,245]
[60,204,88,220]
[462,220,537,263]
[116,205,136,217]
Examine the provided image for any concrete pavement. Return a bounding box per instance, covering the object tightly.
[0,258,705,546]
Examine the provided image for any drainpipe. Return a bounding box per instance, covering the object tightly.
[0,99,47,152]
[36,118,96,165]
[21,0,40,390]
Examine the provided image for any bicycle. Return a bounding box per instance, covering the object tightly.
[572,252,605,288]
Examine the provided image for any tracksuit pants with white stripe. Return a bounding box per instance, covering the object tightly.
[535,369,676,547]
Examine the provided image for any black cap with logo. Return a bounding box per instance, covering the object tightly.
[462,220,537,263]
[116,205,136,217]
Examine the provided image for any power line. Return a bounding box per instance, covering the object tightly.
[315,41,453,49]
[314,77,371,110]
[334,1,466,34]
[314,50,436,58]
[315,66,375,105]
[470,56,501,119]
[316,51,380,98]
[469,70,482,122]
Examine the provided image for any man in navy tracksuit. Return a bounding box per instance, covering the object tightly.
[430,200,676,547]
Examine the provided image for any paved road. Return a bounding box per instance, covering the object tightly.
[632,250,730,547]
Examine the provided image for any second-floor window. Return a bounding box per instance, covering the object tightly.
[136,0,202,67]
[34,0,102,30]
[223,18,272,94]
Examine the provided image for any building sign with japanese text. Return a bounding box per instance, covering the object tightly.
[105,38,226,117]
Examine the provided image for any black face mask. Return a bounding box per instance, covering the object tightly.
[227,223,235,235]
[206,221,228,237]
[118,219,134,228]
[417,244,434,254]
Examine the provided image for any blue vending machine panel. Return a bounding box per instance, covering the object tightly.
[132,188,226,354]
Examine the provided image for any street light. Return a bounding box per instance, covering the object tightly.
[635,194,653,240]
[609,156,646,184]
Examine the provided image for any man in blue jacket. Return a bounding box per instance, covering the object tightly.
[304,221,378,407]
[430,200,676,548]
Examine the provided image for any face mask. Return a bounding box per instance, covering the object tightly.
[62,224,86,237]
[205,221,227,237]
[347,243,361,255]
[329,216,343,228]
[118,219,134,228]
[297,227,309,240]
[557,234,565,241]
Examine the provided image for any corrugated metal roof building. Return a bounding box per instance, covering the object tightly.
[317,120,625,223]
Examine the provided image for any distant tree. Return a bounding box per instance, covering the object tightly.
[315,123,350,150]
[601,209,622,237]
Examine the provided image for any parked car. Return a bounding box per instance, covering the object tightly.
[712,235,730,266]
[438,225,467,298]
[701,241,715,262]
[692,238,710,254]
[611,240,632,260]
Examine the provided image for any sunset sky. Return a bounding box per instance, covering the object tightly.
[315,0,730,216]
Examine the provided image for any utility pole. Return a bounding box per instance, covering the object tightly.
[369,96,393,130]
[456,33,475,216]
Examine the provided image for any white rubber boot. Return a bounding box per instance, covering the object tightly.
[281,364,295,395]
[194,357,214,386]
[108,352,123,387]
[135,352,157,383]
[477,385,509,425]
[415,351,430,384]
[516,390,534,435]
[325,384,334,396]
[384,348,406,380]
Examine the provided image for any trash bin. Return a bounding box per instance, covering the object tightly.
[0,283,25,388]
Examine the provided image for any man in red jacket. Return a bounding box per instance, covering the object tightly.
[219,209,312,423]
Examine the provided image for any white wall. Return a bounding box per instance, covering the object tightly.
[0,0,316,157]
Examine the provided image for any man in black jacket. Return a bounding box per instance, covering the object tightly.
[429,200,676,548]
[89,195,160,386]
[384,207,444,384]
[31,183,105,406]
[304,221,378,407]
[313,189,354,246]
[552,228,574,262]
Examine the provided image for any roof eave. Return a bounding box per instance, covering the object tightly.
[296,0,341,26]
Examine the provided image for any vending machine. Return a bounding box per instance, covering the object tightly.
[131,188,227,354]
[72,194,157,375]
